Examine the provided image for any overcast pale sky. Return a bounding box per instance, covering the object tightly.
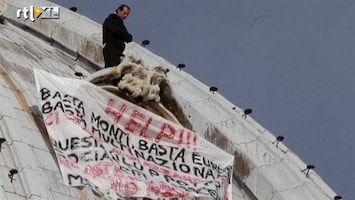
[51,0,355,198]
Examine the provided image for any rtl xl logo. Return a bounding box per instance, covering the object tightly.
[16,6,60,21]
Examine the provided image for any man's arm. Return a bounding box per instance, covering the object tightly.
[117,30,132,43]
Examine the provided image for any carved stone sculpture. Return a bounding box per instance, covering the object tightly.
[86,55,193,131]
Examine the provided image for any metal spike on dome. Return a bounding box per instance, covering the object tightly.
[69,7,78,12]
[209,86,218,94]
[8,169,18,183]
[272,136,284,147]
[334,195,343,200]
[74,72,83,79]
[177,63,186,71]
[0,138,6,150]
[301,164,315,177]
[242,108,252,119]
[141,40,150,47]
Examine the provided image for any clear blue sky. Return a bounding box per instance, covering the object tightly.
[52,0,355,198]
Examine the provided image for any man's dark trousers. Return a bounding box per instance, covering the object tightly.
[103,44,123,68]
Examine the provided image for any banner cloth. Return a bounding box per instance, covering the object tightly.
[34,69,234,199]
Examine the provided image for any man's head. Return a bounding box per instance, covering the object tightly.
[116,4,130,20]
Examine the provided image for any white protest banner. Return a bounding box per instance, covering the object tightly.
[34,69,234,199]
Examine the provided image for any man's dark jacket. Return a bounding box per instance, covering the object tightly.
[103,13,133,52]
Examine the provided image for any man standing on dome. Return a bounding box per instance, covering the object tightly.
[102,4,133,68]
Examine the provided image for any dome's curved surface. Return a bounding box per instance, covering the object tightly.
[0,0,338,199]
